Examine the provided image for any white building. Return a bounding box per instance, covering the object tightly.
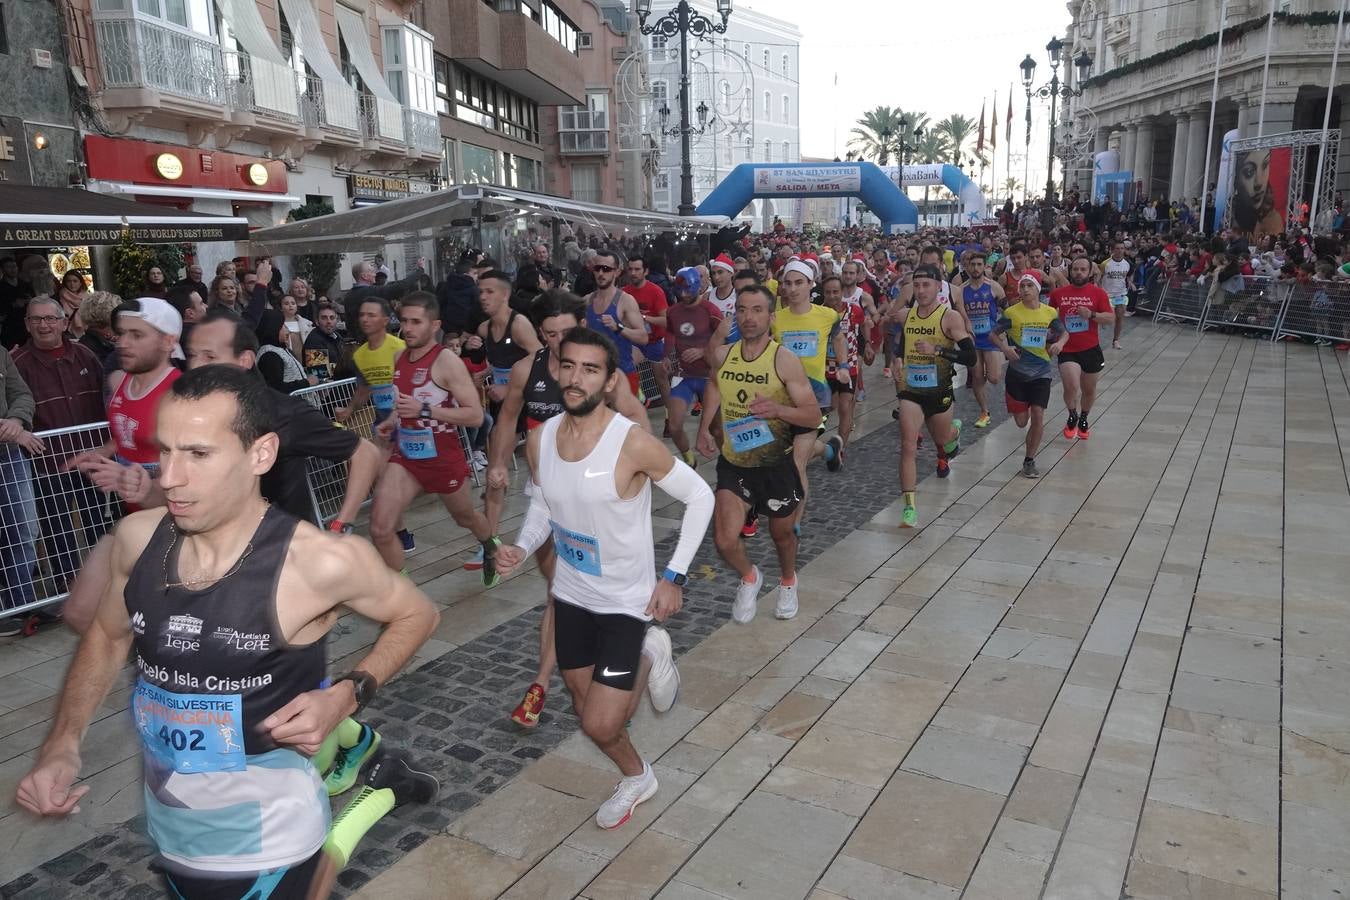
[1063,0,1350,207]
[642,0,801,226]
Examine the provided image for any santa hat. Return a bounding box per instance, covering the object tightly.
[710,253,736,273]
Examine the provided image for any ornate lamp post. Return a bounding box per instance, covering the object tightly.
[636,0,733,216]
[1020,38,1092,202]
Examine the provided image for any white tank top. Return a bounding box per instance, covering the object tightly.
[537,412,655,619]
[1102,258,1130,296]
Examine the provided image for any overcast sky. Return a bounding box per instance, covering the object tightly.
[737,0,1076,198]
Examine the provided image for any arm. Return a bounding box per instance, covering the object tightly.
[509,314,543,355]
[695,371,723,458]
[336,438,381,524]
[831,322,850,384]
[617,295,648,345]
[642,290,668,331]
[426,349,485,428]
[607,371,652,433]
[756,347,825,430]
[487,355,532,487]
[16,516,144,816]
[2,349,35,432]
[495,428,550,574]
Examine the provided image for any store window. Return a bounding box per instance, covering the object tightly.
[434,55,451,115]
[453,63,538,141]
[572,163,601,203]
[559,91,608,153]
[383,21,435,114]
[461,143,498,184]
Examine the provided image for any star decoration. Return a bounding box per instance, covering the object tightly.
[728,118,751,140]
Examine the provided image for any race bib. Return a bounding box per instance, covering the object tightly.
[725,415,773,450]
[133,679,247,775]
[551,522,600,576]
[1065,315,1089,333]
[906,363,937,389]
[1020,326,1048,349]
[781,330,819,358]
[971,315,992,335]
[371,384,396,412]
[397,427,438,460]
[490,366,513,386]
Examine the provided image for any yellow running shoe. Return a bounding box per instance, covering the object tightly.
[974,412,991,428]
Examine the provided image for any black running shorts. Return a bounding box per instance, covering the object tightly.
[715,455,803,519]
[163,851,324,900]
[897,390,955,420]
[552,597,646,692]
[1005,369,1052,412]
[1057,345,1105,374]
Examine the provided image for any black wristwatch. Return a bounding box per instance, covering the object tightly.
[336,670,378,714]
[420,401,433,420]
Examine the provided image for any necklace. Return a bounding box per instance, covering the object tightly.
[162,504,268,590]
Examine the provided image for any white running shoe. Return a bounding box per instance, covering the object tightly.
[775,580,799,620]
[733,566,762,624]
[642,625,680,713]
[596,761,658,829]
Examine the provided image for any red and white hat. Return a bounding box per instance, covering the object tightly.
[710,253,736,273]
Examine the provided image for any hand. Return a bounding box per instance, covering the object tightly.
[307,375,319,386]
[416,256,427,271]
[16,747,88,817]
[600,314,618,331]
[494,544,527,578]
[262,685,356,756]
[464,335,483,351]
[394,389,422,420]
[680,347,704,364]
[256,261,272,284]
[1003,346,1020,362]
[375,418,395,441]
[487,464,509,490]
[747,394,780,419]
[0,417,23,442]
[487,383,507,403]
[696,430,718,459]
[837,367,853,387]
[1050,342,1064,357]
[1076,305,1095,319]
[645,580,683,622]
[16,431,45,455]
[334,405,351,423]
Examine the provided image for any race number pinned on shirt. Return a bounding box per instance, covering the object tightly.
[490,366,513,386]
[397,427,438,460]
[1020,326,1048,349]
[551,522,601,576]
[1065,315,1089,333]
[371,384,396,412]
[725,415,772,450]
[906,363,937,389]
[971,315,993,335]
[133,679,247,774]
[781,330,819,358]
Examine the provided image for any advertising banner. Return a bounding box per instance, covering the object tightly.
[752,165,861,195]
[1224,143,1292,242]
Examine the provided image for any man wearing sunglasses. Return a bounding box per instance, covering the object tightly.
[583,250,649,399]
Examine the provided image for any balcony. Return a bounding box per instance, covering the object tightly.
[359,93,408,152]
[436,0,583,106]
[221,51,301,127]
[94,15,225,116]
[404,108,442,159]
[299,74,362,140]
[560,130,609,154]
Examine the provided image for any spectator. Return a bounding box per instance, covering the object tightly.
[254,308,311,394]
[208,274,243,315]
[529,242,562,287]
[142,265,170,299]
[166,283,208,353]
[214,259,237,280]
[77,291,122,381]
[10,297,110,599]
[280,294,314,347]
[302,302,348,384]
[289,276,317,321]
[436,248,482,337]
[56,272,90,338]
[341,257,425,333]
[511,263,554,314]
[174,263,208,303]
[1,256,35,349]
[0,344,42,635]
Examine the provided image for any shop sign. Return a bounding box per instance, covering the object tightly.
[0,116,33,186]
[155,153,184,180]
[350,173,435,202]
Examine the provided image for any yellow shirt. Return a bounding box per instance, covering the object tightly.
[901,303,955,393]
[352,335,407,387]
[772,303,839,390]
[717,340,793,467]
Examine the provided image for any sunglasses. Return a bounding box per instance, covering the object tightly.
[592,265,618,273]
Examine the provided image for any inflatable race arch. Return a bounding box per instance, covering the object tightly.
[695,162,986,232]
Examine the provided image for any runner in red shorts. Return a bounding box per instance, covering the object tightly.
[371,292,503,586]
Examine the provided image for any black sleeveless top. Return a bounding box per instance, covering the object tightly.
[522,348,564,427]
[485,310,529,378]
[125,506,324,755]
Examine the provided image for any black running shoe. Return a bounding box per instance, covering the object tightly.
[364,748,440,805]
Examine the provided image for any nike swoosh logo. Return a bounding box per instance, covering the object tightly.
[601,667,631,678]
[584,469,611,478]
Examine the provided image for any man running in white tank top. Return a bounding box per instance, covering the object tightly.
[496,328,714,829]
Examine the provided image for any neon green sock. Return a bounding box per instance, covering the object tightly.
[336,717,362,748]
[312,731,340,776]
[323,786,397,868]
[903,491,916,508]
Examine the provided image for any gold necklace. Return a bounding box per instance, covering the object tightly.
[162,505,268,590]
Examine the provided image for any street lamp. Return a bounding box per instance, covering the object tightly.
[1021,37,1092,202]
[637,0,733,216]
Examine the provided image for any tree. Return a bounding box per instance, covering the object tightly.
[109,230,156,301]
[934,114,978,166]
[912,131,952,221]
[847,106,905,165]
[287,200,341,298]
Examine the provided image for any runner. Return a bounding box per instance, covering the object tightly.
[472,268,542,566]
[335,297,415,553]
[495,328,714,829]
[696,285,822,622]
[705,253,738,318]
[892,263,975,528]
[663,268,724,466]
[820,274,864,465]
[487,290,649,728]
[624,256,672,411]
[583,249,648,398]
[369,292,504,586]
[993,273,1069,478]
[772,259,847,530]
[956,254,1007,429]
[16,364,440,900]
[1098,240,1132,349]
[1050,256,1113,440]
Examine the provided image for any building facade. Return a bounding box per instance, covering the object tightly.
[1065,0,1349,207]
[544,0,652,209]
[0,0,82,191]
[642,0,800,225]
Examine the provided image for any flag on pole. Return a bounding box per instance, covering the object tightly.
[1006,89,1013,143]
[977,100,986,153]
[991,91,998,149]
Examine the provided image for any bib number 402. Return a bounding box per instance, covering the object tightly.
[158,725,205,752]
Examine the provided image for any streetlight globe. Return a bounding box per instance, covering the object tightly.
[1046,36,1064,64]
[1074,50,1093,80]
[717,0,732,15]
[636,0,651,16]
[1019,54,1037,87]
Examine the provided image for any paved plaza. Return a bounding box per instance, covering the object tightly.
[2,319,1349,899]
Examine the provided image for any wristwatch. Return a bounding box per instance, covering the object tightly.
[662,568,688,586]
[420,401,433,420]
[336,670,378,714]
[327,520,355,534]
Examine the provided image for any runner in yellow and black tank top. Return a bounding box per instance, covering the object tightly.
[717,338,794,468]
[899,302,956,418]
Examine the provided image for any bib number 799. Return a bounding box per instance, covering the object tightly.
[158,725,205,753]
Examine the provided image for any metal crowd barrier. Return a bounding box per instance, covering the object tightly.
[1274,280,1350,345]
[1153,275,1210,328]
[2,422,118,620]
[1135,269,1168,316]
[1200,275,1285,337]
[3,380,489,619]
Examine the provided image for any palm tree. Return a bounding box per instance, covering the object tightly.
[934,113,978,166]
[912,130,951,221]
[847,106,905,165]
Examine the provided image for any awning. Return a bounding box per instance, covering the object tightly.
[95,181,302,204]
[249,183,732,255]
[0,184,251,247]
[335,6,398,104]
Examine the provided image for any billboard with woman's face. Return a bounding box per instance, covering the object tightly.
[1231,146,1292,242]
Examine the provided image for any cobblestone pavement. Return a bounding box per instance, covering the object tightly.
[0,384,1008,899]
